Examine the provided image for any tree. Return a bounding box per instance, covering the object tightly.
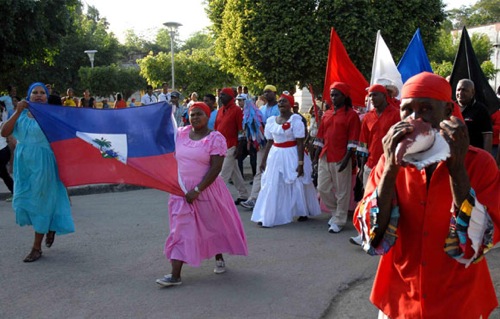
[207,0,445,95]
[428,30,494,77]
[137,47,235,95]
[447,0,500,28]
[78,65,146,100]
[0,0,80,88]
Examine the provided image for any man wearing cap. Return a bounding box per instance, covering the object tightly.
[354,72,500,318]
[315,82,361,233]
[241,85,280,209]
[350,84,400,246]
[170,91,184,127]
[456,79,493,153]
[357,84,400,188]
[215,88,249,204]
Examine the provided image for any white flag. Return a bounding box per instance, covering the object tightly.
[370,30,403,99]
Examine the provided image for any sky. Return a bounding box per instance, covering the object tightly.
[84,0,477,44]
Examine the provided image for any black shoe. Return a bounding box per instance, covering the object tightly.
[234,198,248,205]
[297,216,308,222]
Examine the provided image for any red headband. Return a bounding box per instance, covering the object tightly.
[330,82,350,97]
[401,72,451,102]
[368,84,388,95]
[279,94,294,106]
[188,102,211,117]
[221,87,235,98]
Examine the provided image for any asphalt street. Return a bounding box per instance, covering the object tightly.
[0,180,499,318]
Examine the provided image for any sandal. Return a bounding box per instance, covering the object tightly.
[45,231,55,248]
[23,248,42,262]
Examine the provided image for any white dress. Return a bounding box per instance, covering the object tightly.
[251,114,321,227]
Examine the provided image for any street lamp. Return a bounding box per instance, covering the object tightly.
[84,50,98,68]
[163,22,182,90]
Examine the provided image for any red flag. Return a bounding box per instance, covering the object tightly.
[323,28,369,107]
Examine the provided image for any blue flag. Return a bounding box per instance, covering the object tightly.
[397,28,433,83]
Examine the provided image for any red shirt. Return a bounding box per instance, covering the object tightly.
[114,100,127,109]
[491,110,500,145]
[356,148,500,318]
[317,107,360,162]
[214,100,243,149]
[358,106,400,168]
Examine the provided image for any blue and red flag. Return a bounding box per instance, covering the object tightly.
[29,102,184,196]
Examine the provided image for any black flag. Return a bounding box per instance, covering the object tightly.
[449,26,500,115]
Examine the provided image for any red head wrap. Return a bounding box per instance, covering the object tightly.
[401,72,451,102]
[279,94,294,107]
[221,87,235,98]
[188,102,211,117]
[329,82,350,97]
[368,84,388,95]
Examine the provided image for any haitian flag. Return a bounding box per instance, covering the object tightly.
[323,27,369,107]
[29,102,184,196]
[397,28,433,83]
[449,26,500,115]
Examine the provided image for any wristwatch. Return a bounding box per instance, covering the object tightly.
[194,186,201,193]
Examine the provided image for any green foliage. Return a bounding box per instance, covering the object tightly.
[447,0,500,28]
[430,61,454,77]
[208,0,445,96]
[428,31,494,75]
[137,46,235,96]
[78,65,146,100]
[480,60,498,80]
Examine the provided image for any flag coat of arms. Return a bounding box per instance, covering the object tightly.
[29,102,184,196]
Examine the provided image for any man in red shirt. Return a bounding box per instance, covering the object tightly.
[354,72,500,318]
[315,82,361,233]
[357,84,400,187]
[215,87,249,203]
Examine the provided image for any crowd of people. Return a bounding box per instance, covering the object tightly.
[0,75,499,317]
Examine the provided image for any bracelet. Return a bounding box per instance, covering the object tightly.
[298,161,304,165]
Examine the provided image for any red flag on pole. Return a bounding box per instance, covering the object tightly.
[323,28,369,107]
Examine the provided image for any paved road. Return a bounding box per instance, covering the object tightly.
[0,182,499,318]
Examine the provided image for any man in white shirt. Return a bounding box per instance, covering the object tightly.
[141,85,158,105]
[158,82,170,103]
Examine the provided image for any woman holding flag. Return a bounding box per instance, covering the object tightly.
[0,82,74,262]
[156,102,248,287]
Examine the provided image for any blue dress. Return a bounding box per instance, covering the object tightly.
[12,110,74,234]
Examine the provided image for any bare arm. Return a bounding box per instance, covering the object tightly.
[482,132,492,154]
[296,137,305,176]
[185,155,224,204]
[0,101,27,137]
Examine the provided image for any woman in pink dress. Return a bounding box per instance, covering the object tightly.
[156,102,248,287]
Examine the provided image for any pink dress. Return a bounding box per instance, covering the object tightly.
[164,126,248,266]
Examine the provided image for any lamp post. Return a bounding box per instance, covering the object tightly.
[84,50,98,68]
[163,22,182,90]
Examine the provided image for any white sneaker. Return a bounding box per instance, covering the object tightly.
[349,234,363,246]
[328,223,343,233]
[214,259,226,274]
[156,274,182,287]
[327,217,335,226]
[240,199,255,209]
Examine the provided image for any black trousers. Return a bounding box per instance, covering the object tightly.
[0,145,13,193]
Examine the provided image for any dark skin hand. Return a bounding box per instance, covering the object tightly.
[372,99,470,247]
